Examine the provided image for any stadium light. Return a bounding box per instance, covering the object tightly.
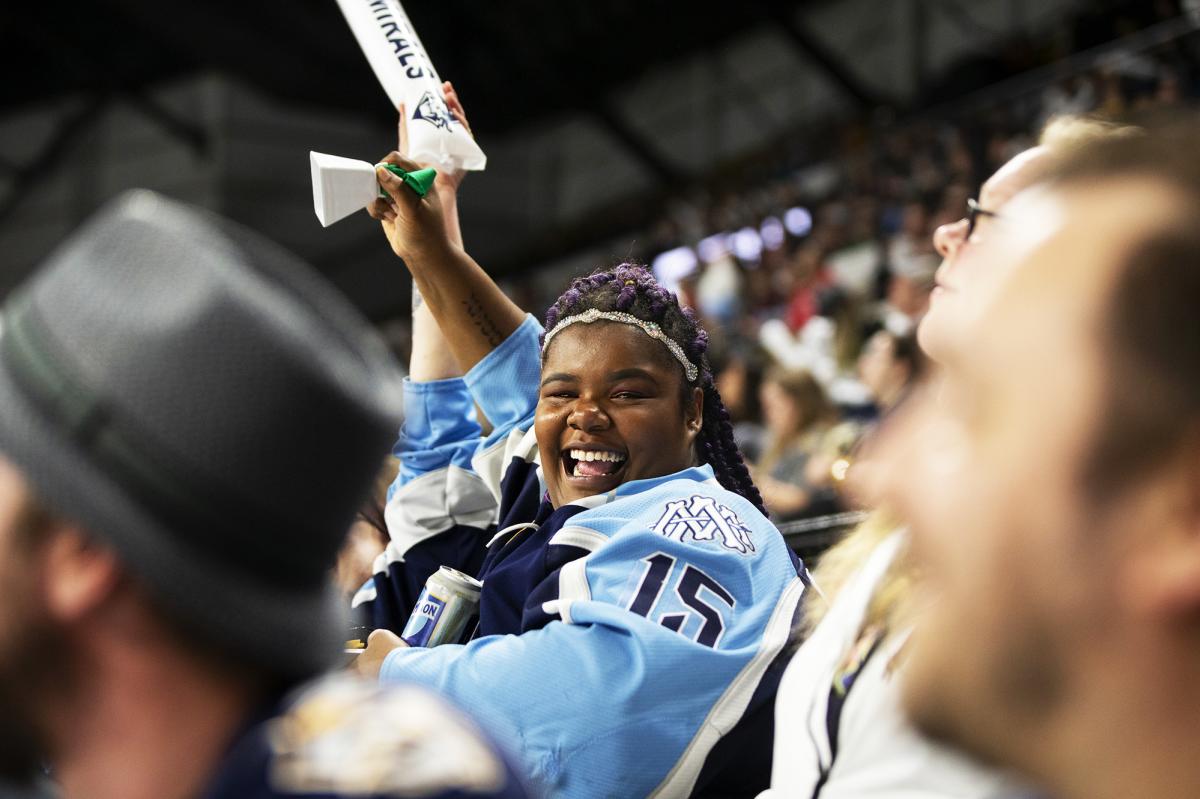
[761,216,785,250]
[784,206,813,237]
[697,232,730,264]
[651,246,699,295]
[732,226,763,263]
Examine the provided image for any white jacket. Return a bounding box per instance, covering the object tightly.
[762,531,1028,799]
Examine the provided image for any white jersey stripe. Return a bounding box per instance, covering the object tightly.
[648,576,807,798]
[384,465,497,559]
[548,525,610,552]
[543,556,593,624]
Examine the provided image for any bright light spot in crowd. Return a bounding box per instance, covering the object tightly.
[831,458,851,482]
[651,246,699,295]
[697,232,731,264]
[732,226,763,263]
[784,207,813,237]
[760,216,785,250]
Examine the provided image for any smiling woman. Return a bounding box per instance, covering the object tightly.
[535,266,765,514]
[540,319,698,501]
[348,114,806,797]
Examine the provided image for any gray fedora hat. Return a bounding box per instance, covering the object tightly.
[0,191,404,679]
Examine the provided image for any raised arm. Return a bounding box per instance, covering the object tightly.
[353,85,503,630]
[401,82,473,383]
[367,84,526,373]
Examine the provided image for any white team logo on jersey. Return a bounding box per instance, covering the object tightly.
[652,494,756,554]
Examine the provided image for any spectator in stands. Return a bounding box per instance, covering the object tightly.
[782,243,832,334]
[352,94,806,798]
[761,284,873,410]
[763,115,1133,798]
[754,367,840,521]
[883,118,1200,799]
[0,193,533,799]
[857,329,924,416]
[713,342,770,462]
[880,200,938,335]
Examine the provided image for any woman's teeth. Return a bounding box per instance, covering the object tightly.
[568,449,627,478]
[569,449,626,463]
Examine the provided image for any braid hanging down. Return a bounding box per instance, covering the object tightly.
[541,264,767,517]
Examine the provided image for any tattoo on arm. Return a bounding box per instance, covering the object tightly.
[411,281,424,312]
[462,292,504,347]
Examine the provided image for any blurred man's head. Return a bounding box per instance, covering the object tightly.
[881,120,1200,799]
[0,192,403,786]
[0,464,60,783]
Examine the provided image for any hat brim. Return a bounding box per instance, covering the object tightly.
[0,355,347,680]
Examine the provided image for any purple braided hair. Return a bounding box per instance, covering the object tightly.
[541,264,767,516]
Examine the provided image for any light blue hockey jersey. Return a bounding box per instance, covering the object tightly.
[361,316,808,798]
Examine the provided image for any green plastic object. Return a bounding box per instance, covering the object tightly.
[376,163,438,198]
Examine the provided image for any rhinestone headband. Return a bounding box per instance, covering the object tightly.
[541,309,699,383]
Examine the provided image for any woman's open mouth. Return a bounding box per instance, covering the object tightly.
[560,447,628,489]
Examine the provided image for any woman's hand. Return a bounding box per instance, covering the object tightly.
[354,628,408,679]
[437,80,473,196]
[363,79,525,372]
[367,81,473,258]
[369,151,451,262]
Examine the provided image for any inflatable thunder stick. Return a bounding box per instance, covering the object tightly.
[333,0,486,172]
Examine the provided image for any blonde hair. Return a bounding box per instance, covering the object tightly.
[759,367,837,472]
[800,510,915,638]
[1039,114,1140,150]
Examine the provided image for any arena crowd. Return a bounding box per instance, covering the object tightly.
[472,0,1200,526]
[2,3,1200,799]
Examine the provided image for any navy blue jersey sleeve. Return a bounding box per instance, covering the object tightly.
[356,315,543,633]
[354,378,497,632]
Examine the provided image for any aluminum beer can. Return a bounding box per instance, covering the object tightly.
[401,566,483,647]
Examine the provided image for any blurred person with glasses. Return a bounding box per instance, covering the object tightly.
[879,116,1200,799]
[762,115,1131,799]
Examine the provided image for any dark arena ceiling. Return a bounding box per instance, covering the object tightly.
[0,0,1174,317]
[0,1,823,138]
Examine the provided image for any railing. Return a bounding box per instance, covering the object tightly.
[776,510,871,558]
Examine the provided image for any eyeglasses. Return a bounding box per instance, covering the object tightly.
[965,197,999,238]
